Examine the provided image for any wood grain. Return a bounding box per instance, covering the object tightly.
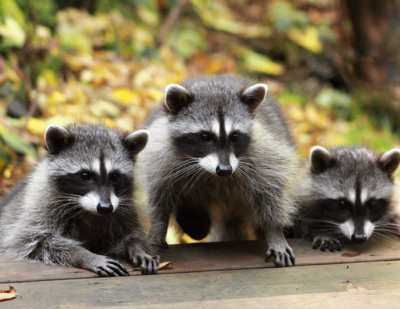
[1,261,400,308]
[1,237,400,283]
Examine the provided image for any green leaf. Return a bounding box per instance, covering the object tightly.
[0,0,25,28]
[241,50,285,75]
[0,124,36,157]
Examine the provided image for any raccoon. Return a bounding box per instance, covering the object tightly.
[0,123,159,276]
[297,145,400,251]
[138,74,304,267]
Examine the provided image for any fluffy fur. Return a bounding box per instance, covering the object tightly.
[138,74,305,267]
[0,123,159,276]
[296,145,400,251]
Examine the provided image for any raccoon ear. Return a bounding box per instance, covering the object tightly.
[124,129,149,157]
[379,149,400,174]
[240,83,268,110]
[45,124,71,155]
[164,84,193,115]
[310,146,331,172]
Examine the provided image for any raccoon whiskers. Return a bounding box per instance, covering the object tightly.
[186,169,208,193]
[371,231,393,241]
[170,165,202,186]
[177,166,205,197]
[67,208,87,221]
[166,160,199,181]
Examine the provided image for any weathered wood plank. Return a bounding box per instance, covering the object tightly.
[1,261,400,308]
[131,290,400,309]
[1,237,400,283]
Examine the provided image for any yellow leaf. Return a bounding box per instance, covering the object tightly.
[46,116,76,127]
[89,100,120,118]
[157,262,171,270]
[27,118,48,136]
[116,116,134,132]
[4,67,20,84]
[241,50,284,75]
[112,89,140,106]
[0,17,26,47]
[44,70,58,87]
[144,88,164,101]
[49,91,67,105]
[287,26,323,53]
[0,286,17,302]
[3,164,14,179]
[80,70,95,83]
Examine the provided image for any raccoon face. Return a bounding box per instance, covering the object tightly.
[309,146,400,244]
[45,124,148,216]
[164,82,268,177]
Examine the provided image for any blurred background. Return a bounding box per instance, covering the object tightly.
[1,0,400,242]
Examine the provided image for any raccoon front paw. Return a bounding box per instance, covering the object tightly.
[92,256,130,277]
[133,254,160,275]
[312,236,342,252]
[265,244,295,267]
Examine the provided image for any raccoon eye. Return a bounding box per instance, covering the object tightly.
[339,199,347,209]
[110,173,120,182]
[80,172,91,181]
[231,133,239,143]
[367,199,378,209]
[200,133,211,142]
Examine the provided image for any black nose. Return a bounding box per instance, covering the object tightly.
[351,233,367,244]
[97,203,113,215]
[216,164,232,177]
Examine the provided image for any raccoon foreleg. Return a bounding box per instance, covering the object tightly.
[265,226,295,267]
[28,237,129,277]
[109,233,160,275]
[148,202,171,250]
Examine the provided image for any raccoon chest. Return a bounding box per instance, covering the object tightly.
[64,219,125,253]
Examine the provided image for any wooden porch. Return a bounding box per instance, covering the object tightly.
[1,237,400,308]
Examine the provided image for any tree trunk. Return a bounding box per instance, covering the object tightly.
[345,0,400,85]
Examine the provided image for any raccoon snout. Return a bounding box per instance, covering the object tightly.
[97,203,114,215]
[351,233,367,244]
[216,164,232,177]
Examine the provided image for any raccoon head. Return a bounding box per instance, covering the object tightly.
[163,76,268,177]
[45,124,148,216]
[309,146,400,244]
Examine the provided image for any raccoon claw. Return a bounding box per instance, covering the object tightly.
[266,247,295,267]
[93,257,129,277]
[133,255,159,275]
[312,237,342,252]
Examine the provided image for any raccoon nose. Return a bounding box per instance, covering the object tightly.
[216,164,232,177]
[97,203,113,215]
[351,233,367,244]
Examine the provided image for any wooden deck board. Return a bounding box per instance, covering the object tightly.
[2,261,400,308]
[1,237,400,283]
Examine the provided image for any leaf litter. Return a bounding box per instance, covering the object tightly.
[0,286,17,302]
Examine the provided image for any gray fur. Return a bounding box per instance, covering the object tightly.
[0,123,159,276]
[138,74,305,267]
[297,145,400,252]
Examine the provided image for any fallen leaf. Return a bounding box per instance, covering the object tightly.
[287,26,323,53]
[241,50,284,75]
[0,17,26,48]
[157,262,171,270]
[342,253,361,257]
[0,286,17,302]
[346,280,368,292]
